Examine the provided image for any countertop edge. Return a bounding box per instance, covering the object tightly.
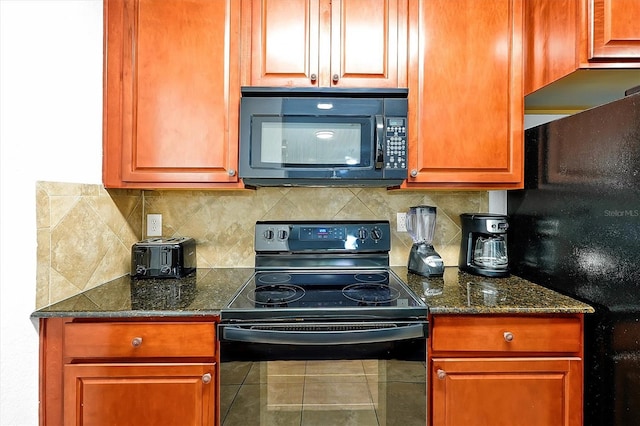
[30,309,222,319]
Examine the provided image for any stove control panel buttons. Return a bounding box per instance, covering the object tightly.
[255,221,391,252]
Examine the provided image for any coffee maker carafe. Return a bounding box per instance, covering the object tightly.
[459,213,509,277]
[406,206,444,277]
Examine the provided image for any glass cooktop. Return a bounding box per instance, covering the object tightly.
[222,269,427,321]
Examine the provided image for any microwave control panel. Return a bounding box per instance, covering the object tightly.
[385,118,407,171]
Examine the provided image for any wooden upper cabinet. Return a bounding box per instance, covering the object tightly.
[103,0,243,188]
[241,0,408,88]
[525,0,640,96]
[405,0,524,189]
[590,0,640,60]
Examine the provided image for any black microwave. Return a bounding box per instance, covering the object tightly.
[239,87,408,187]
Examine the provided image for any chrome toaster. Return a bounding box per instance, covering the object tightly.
[131,237,196,279]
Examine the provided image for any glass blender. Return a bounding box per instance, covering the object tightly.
[406,206,445,277]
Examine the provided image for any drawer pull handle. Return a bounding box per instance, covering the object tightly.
[504,331,514,342]
[131,337,143,347]
[437,369,446,380]
[202,373,212,384]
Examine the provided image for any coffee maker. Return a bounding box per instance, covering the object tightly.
[406,205,444,277]
[459,213,509,277]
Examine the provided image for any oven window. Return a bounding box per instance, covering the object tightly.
[221,359,425,426]
[220,340,426,425]
[251,116,373,168]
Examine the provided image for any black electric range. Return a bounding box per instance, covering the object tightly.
[219,221,428,345]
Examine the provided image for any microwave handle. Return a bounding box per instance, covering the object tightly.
[375,115,384,169]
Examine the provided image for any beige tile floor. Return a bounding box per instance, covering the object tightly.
[220,359,426,426]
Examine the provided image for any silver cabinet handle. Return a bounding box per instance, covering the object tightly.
[332,73,339,83]
[228,169,236,177]
[202,373,212,384]
[437,369,446,380]
[504,331,514,342]
[310,73,317,82]
[410,169,418,178]
[131,337,143,347]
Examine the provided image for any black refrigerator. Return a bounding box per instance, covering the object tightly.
[508,90,640,426]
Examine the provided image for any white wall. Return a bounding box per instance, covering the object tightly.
[0,1,103,424]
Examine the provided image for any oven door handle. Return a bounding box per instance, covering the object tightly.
[218,323,427,345]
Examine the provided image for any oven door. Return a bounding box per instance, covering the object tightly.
[218,320,427,426]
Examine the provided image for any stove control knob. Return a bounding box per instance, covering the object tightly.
[370,227,382,241]
[358,228,368,240]
[277,229,288,240]
[263,229,274,240]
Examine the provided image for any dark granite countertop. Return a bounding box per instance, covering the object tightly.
[393,266,594,315]
[31,268,254,319]
[31,267,593,319]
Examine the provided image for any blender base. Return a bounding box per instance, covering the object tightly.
[407,244,444,277]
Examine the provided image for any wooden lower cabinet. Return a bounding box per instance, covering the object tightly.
[428,314,585,426]
[64,364,215,426]
[39,317,219,426]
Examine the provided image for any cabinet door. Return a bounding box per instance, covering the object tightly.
[331,0,407,88]
[242,0,407,88]
[64,363,216,426]
[590,0,640,59]
[431,357,583,426]
[103,0,242,188]
[406,0,524,189]
[243,0,321,87]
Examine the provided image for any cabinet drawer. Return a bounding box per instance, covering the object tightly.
[431,315,581,353]
[64,322,215,359]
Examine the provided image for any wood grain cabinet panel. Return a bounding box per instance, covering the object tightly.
[63,322,215,359]
[39,317,219,426]
[405,0,524,189]
[525,0,640,95]
[431,357,582,426]
[590,0,640,59]
[428,314,585,426]
[431,315,581,353]
[241,0,408,88]
[103,0,242,188]
[64,363,215,426]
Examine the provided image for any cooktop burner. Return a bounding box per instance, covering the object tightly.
[342,283,400,305]
[248,284,305,306]
[257,273,292,284]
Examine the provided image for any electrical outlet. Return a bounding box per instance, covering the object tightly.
[147,214,162,237]
[396,212,407,232]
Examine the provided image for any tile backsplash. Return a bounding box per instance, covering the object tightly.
[36,181,488,309]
